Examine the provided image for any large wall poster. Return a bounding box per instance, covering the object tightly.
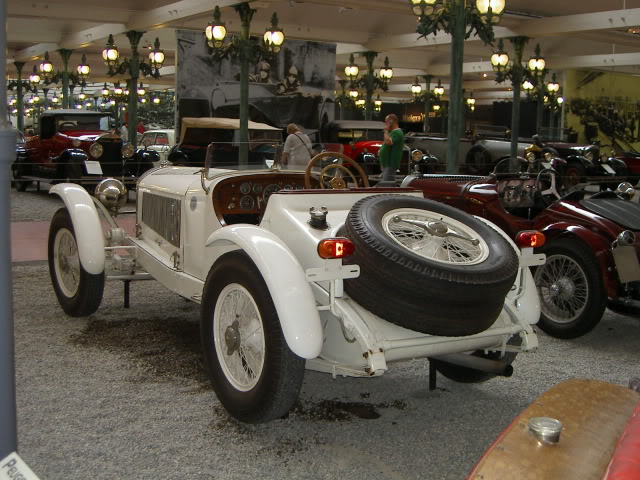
[176,29,336,140]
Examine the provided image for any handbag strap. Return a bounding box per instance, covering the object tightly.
[294,133,313,156]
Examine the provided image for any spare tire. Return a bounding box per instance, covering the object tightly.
[343,195,519,336]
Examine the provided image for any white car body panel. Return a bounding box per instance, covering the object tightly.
[49,183,105,275]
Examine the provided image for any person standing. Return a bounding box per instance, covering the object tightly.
[378,114,404,182]
[136,120,145,135]
[282,123,313,169]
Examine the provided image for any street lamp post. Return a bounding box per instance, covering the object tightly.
[103,33,164,147]
[6,61,33,131]
[410,0,505,173]
[411,75,435,133]
[38,50,90,109]
[345,53,393,121]
[491,37,533,168]
[205,4,284,166]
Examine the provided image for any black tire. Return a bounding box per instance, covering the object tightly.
[464,146,492,175]
[48,208,105,317]
[433,335,521,383]
[343,195,519,336]
[200,251,305,423]
[533,238,607,338]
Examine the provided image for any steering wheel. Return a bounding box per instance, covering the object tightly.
[304,151,370,189]
[535,168,561,206]
[492,156,529,178]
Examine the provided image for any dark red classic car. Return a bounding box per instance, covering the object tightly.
[402,168,640,339]
[13,109,157,191]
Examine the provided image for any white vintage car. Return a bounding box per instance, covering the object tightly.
[47,148,545,423]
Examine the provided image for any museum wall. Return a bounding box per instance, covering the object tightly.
[175,30,336,138]
[564,70,640,152]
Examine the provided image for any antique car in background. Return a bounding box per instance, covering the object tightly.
[13,109,158,191]
[47,142,545,423]
[323,120,412,177]
[138,129,175,166]
[525,135,627,188]
[403,164,640,339]
[469,378,640,479]
[405,128,530,175]
[167,117,281,168]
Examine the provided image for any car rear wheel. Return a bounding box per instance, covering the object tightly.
[200,251,305,423]
[533,238,606,338]
[48,208,105,317]
[343,195,519,336]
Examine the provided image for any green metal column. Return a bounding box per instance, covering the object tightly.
[126,31,144,148]
[13,62,25,132]
[423,75,432,133]
[236,3,255,167]
[363,52,377,121]
[536,87,544,134]
[445,0,465,174]
[509,37,528,170]
[58,49,73,109]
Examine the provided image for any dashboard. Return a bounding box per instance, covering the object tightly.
[214,173,307,223]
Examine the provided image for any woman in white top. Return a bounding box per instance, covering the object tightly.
[282,123,313,169]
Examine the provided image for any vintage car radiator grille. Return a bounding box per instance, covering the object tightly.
[141,193,181,247]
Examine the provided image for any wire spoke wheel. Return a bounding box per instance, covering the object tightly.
[381,208,489,265]
[535,253,589,323]
[214,283,265,392]
[53,228,81,298]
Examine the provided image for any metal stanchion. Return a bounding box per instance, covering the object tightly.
[0,0,18,458]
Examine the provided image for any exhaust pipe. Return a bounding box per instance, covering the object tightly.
[431,353,513,377]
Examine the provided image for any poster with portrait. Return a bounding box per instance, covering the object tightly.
[176,29,336,141]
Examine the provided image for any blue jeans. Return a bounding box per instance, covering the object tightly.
[381,166,396,182]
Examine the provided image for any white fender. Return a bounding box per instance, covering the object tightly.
[206,225,322,359]
[50,183,105,275]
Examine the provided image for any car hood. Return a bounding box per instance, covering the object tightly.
[355,140,383,151]
[579,197,640,231]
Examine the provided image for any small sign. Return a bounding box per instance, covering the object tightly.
[0,452,40,480]
[602,164,616,175]
[84,160,103,175]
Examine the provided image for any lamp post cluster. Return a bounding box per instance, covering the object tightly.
[409,0,505,173]
[102,32,165,146]
[410,75,445,133]
[205,3,285,166]
[344,52,393,121]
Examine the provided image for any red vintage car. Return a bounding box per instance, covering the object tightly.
[13,109,157,191]
[402,166,640,339]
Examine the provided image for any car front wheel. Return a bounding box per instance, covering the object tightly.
[200,251,305,423]
[48,208,105,316]
[533,239,606,338]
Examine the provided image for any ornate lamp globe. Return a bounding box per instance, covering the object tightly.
[433,103,441,112]
[77,54,91,80]
[556,96,565,106]
[51,96,59,104]
[409,0,437,18]
[547,74,560,93]
[114,84,124,97]
[374,94,383,111]
[102,34,120,68]
[355,99,366,109]
[491,40,509,74]
[29,66,41,88]
[345,54,359,80]
[348,86,359,99]
[528,45,546,77]
[466,94,476,107]
[264,13,285,53]
[149,38,165,69]
[39,52,54,79]
[78,91,86,101]
[137,83,146,96]
[476,0,505,24]
[522,80,535,92]
[433,79,445,97]
[379,57,393,81]
[411,77,423,97]
[101,83,110,97]
[205,6,227,49]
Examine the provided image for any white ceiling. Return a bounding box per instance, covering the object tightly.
[6,0,640,104]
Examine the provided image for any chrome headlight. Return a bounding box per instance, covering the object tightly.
[122,143,135,158]
[72,139,82,148]
[615,182,635,200]
[584,151,594,162]
[95,178,128,212]
[526,151,536,163]
[617,230,636,246]
[89,142,103,159]
[412,149,424,162]
[543,152,553,161]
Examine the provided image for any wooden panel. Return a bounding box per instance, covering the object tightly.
[468,379,640,480]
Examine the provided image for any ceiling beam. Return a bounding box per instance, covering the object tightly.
[127,0,241,31]
[60,24,127,50]
[515,8,640,37]
[14,43,60,61]
[8,2,130,24]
